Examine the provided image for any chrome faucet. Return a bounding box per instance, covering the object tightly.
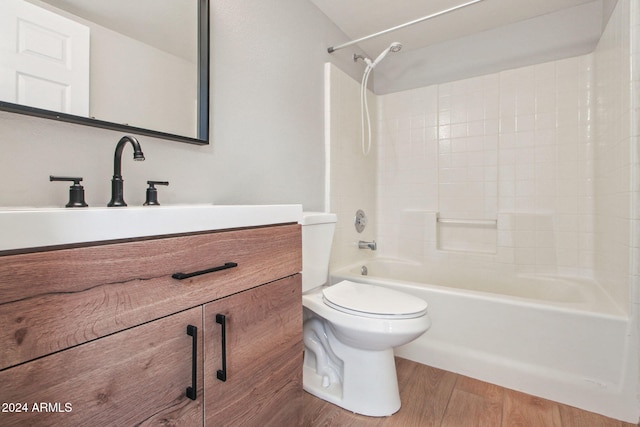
[358,240,377,251]
[107,136,145,207]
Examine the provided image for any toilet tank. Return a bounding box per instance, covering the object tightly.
[300,212,337,293]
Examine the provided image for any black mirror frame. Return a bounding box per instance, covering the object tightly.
[0,0,210,146]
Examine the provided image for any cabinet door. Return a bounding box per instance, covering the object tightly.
[204,275,302,427]
[0,307,203,427]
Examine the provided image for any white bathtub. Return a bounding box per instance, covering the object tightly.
[331,258,636,422]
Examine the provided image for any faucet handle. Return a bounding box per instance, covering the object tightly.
[144,180,169,206]
[50,176,88,208]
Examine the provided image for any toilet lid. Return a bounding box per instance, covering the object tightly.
[322,280,428,319]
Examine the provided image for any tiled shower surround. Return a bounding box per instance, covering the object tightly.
[327,0,638,317]
[377,55,599,286]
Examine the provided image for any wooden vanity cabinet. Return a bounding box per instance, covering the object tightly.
[0,224,302,427]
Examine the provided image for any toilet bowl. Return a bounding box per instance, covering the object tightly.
[300,212,430,417]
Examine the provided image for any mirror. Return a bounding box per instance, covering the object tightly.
[0,0,209,145]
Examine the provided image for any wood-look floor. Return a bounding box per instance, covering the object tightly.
[302,357,638,427]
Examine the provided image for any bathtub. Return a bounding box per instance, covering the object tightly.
[330,258,636,422]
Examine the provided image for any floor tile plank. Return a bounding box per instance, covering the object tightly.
[301,357,637,427]
[440,376,503,427]
[560,404,635,427]
[379,359,457,427]
[502,389,562,427]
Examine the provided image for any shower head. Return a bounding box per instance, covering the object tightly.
[370,42,403,67]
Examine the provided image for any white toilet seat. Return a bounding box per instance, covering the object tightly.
[322,280,428,319]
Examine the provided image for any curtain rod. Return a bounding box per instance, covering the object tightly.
[327,0,484,53]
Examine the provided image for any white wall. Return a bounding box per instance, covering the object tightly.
[0,0,362,209]
[593,0,636,319]
[374,1,605,95]
[324,63,377,270]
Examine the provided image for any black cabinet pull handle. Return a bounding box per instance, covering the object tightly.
[216,314,227,382]
[186,325,198,400]
[172,262,238,280]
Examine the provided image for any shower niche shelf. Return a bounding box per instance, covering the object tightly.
[436,214,497,254]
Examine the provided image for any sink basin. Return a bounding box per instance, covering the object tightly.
[0,204,302,252]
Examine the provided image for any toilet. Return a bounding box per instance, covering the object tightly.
[300,212,430,417]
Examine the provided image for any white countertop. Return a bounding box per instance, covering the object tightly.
[0,204,303,252]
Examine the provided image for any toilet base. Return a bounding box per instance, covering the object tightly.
[303,345,401,417]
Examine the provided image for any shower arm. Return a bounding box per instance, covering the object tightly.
[327,0,484,53]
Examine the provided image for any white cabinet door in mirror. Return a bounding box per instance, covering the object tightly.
[0,0,89,115]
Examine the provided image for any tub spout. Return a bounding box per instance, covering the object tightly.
[358,240,377,250]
